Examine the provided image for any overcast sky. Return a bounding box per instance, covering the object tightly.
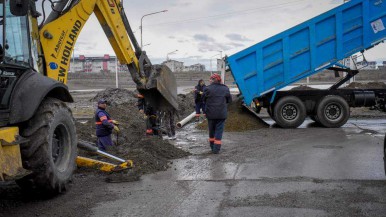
[43,0,386,68]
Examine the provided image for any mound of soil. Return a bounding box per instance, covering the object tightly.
[291,85,317,90]
[92,88,138,106]
[77,89,190,181]
[177,92,196,118]
[196,98,268,132]
[344,82,386,89]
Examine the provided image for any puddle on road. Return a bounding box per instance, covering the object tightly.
[170,158,239,181]
[263,117,386,136]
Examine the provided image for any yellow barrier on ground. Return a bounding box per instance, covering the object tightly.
[0,127,26,181]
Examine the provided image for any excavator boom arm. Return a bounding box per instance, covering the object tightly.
[40,0,139,83]
[39,0,177,109]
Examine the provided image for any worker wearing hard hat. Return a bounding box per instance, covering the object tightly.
[203,73,232,154]
[95,99,119,151]
[194,79,206,122]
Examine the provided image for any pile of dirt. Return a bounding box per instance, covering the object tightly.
[92,88,138,106]
[77,89,190,181]
[344,82,386,89]
[177,92,196,118]
[291,85,317,90]
[196,97,268,132]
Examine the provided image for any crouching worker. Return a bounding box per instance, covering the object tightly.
[203,73,232,154]
[95,99,120,151]
[137,94,159,136]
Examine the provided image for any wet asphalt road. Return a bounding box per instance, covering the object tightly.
[87,118,386,217]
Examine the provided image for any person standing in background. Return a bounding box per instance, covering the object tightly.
[194,79,206,122]
[203,74,231,154]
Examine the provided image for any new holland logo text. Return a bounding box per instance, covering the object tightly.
[57,20,82,82]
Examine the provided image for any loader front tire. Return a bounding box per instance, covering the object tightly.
[16,98,77,197]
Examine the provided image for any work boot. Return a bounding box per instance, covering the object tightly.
[210,143,214,151]
[212,144,221,154]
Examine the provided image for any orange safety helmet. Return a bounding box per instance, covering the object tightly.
[210,73,221,82]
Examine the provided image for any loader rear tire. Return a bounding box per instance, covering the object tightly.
[16,98,77,197]
[273,96,306,128]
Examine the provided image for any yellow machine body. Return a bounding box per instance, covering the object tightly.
[0,127,28,181]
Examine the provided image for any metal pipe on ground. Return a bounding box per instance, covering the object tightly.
[177,112,196,128]
[77,140,126,163]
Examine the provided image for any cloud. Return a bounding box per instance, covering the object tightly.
[193,34,215,42]
[32,0,384,68]
[225,33,252,42]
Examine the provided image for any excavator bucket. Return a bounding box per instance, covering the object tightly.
[141,65,178,111]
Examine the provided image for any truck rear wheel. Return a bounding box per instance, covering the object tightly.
[273,96,306,128]
[316,95,349,128]
[16,98,77,197]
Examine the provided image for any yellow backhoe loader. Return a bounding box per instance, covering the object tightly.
[0,0,177,196]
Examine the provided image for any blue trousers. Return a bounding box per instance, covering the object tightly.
[97,134,113,151]
[208,119,225,153]
[195,102,205,115]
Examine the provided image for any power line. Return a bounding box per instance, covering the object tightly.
[146,0,307,28]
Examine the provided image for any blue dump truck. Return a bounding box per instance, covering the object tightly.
[227,0,386,128]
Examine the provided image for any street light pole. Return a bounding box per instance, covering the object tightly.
[166,50,178,61]
[140,10,168,49]
[210,53,221,76]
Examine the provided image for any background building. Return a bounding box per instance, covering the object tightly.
[183,63,206,72]
[162,60,184,72]
[70,54,128,73]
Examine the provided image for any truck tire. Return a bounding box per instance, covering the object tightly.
[316,95,349,128]
[273,96,306,128]
[16,98,77,197]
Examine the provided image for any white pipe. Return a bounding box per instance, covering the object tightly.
[177,112,196,128]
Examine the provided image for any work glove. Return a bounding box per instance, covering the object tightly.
[113,125,120,132]
[199,91,203,95]
[112,120,120,125]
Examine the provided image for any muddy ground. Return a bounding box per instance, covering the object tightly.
[1,86,386,217]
